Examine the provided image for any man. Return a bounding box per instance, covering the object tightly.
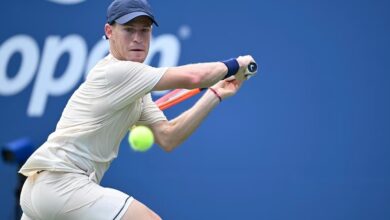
[19,0,256,219]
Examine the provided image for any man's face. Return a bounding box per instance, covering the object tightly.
[107,16,152,62]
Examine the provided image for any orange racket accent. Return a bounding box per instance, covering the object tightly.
[157,88,202,110]
[154,89,183,105]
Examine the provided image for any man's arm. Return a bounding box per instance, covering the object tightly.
[152,55,254,91]
[149,78,243,152]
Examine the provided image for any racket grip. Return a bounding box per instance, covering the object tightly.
[248,62,257,73]
[245,62,258,79]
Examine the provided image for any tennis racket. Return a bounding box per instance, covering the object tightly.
[155,62,258,110]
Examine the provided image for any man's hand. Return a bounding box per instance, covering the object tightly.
[210,78,244,100]
[211,55,257,100]
[235,55,257,81]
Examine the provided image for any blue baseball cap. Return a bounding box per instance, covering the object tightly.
[106,0,158,26]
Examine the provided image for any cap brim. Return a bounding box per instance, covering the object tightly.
[115,12,158,26]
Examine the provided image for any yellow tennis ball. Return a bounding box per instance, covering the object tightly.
[128,126,154,152]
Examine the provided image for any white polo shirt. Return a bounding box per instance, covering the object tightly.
[19,54,167,183]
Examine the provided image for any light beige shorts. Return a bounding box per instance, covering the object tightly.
[20,171,133,220]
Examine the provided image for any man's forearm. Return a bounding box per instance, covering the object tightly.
[181,62,228,88]
[154,62,228,91]
[157,89,220,151]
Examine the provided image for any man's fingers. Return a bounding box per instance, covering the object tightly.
[225,75,236,82]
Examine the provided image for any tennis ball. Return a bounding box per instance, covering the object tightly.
[128,126,154,152]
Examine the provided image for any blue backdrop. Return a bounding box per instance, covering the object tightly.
[1,0,389,219]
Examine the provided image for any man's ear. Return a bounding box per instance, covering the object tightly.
[104,23,113,39]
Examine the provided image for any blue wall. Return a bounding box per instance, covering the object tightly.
[1,0,389,219]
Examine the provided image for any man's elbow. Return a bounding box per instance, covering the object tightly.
[156,137,173,152]
[162,145,175,152]
[158,138,182,153]
[160,142,176,153]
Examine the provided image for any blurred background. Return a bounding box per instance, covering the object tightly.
[1,0,389,219]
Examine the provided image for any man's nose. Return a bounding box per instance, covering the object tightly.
[133,31,142,43]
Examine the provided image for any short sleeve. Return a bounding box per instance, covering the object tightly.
[105,61,167,110]
[137,93,167,126]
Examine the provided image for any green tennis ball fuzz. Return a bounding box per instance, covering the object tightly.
[129,126,154,152]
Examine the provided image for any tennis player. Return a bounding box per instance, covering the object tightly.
[19,0,256,219]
